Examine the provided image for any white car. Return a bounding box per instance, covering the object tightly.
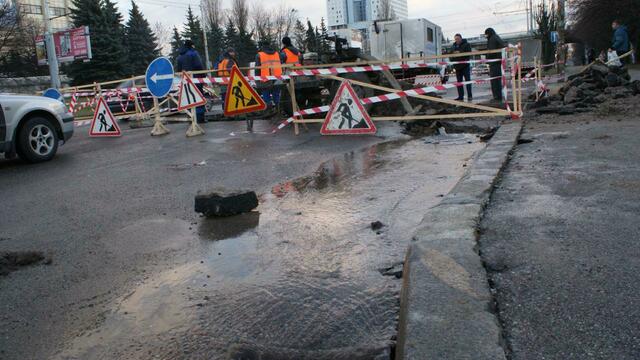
[0,94,74,163]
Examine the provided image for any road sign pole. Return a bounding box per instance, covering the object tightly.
[41,0,61,88]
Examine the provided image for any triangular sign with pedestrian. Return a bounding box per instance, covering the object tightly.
[89,97,121,137]
[177,71,207,111]
[224,65,266,116]
[321,80,376,135]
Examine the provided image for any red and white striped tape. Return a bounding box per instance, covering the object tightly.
[272,76,501,133]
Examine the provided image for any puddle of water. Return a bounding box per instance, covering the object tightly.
[57,138,485,359]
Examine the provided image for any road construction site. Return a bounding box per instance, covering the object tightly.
[2,49,640,360]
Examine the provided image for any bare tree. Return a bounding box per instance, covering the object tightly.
[201,0,224,29]
[231,0,250,33]
[153,21,171,56]
[572,0,638,51]
[250,1,271,43]
[0,0,21,53]
[272,4,297,42]
[376,0,396,21]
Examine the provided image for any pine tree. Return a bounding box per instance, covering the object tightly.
[67,0,128,84]
[223,19,238,54]
[125,1,160,75]
[181,6,204,54]
[305,20,317,53]
[235,28,256,67]
[207,22,225,66]
[319,17,330,53]
[293,19,307,52]
[170,26,182,64]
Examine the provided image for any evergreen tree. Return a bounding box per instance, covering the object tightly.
[235,28,256,67]
[305,20,317,53]
[67,0,128,84]
[223,19,238,54]
[293,19,307,52]
[207,22,225,66]
[125,1,160,75]
[319,17,330,53]
[170,26,182,64]
[181,6,204,54]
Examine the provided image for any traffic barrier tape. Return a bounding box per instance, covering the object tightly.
[272,76,502,133]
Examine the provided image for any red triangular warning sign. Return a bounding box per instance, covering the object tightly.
[89,97,121,137]
[177,71,207,111]
[224,65,266,116]
[321,81,376,135]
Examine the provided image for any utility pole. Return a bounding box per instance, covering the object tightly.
[41,0,61,88]
[200,2,210,69]
[529,0,534,33]
[557,0,566,69]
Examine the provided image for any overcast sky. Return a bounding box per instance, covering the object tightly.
[116,0,531,43]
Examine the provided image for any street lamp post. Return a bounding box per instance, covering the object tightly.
[41,0,61,88]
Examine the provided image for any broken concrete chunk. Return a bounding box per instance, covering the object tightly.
[195,190,259,217]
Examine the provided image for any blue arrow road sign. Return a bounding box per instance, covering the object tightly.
[145,57,174,98]
[42,88,64,103]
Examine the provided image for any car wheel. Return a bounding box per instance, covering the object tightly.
[16,117,59,163]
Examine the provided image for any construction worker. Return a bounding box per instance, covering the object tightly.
[281,36,303,67]
[452,33,473,101]
[255,39,285,108]
[610,19,630,65]
[218,48,238,101]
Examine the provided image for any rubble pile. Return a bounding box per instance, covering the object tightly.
[533,61,640,115]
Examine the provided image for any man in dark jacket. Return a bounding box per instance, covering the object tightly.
[452,34,473,101]
[485,28,505,102]
[177,39,206,123]
[610,20,630,65]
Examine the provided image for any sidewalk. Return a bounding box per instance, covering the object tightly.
[479,97,640,359]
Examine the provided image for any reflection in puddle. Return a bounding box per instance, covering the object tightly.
[198,212,260,241]
[58,139,485,359]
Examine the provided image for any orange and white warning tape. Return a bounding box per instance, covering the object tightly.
[272,76,502,133]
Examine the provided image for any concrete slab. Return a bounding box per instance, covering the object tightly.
[397,121,522,360]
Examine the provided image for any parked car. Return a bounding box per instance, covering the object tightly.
[0,94,74,163]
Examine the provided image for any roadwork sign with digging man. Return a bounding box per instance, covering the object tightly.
[321,80,376,135]
[224,65,266,117]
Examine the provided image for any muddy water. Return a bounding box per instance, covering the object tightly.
[55,139,484,360]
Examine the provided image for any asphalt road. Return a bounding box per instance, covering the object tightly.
[479,102,640,359]
[0,119,405,359]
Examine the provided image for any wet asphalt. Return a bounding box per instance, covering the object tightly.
[0,119,483,359]
[479,111,640,359]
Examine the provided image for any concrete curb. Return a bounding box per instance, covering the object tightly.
[396,121,523,360]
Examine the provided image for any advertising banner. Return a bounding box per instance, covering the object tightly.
[36,26,92,65]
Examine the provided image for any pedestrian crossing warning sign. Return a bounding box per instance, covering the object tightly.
[89,97,121,137]
[321,81,376,135]
[177,71,207,111]
[224,65,266,116]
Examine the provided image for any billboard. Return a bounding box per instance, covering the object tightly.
[36,26,92,65]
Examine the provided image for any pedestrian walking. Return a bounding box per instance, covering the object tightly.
[177,39,207,123]
[485,28,506,102]
[452,33,473,101]
[610,20,630,65]
[255,40,285,108]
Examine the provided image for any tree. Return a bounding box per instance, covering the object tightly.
[376,0,396,21]
[319,17,330,53]
[125,1,160,75]
[0,1,46,77]
[572,0,639,54]
[534,1,558,65]
[153,21,171,56]
[202,0,225,63]
[305,19,317,53]
[170,26,182,63]
[182,6,204,54]
[67,0,128,84]
[293,19,307,52]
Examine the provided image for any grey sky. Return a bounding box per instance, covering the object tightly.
[116,0,530,41]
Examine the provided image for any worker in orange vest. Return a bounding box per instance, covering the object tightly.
[217,47,238,101]
[255,39,285,107]
[280,36,303,67]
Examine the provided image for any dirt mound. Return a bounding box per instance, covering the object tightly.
[532,61,640,115]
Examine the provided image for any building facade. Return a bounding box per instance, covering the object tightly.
[14,0,72,32]
[327,0,408,30]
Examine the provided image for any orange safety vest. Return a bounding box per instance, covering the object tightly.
[217,58,233,77]
[258,52,282,78]
[282,48,301,66]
